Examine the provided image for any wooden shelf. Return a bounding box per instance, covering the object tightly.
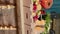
[0,0,15,5]
[0,26,16,30]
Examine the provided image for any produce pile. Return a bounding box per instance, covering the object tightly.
[32,0,53,34]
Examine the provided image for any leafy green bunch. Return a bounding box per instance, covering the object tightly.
[41,12,51,34]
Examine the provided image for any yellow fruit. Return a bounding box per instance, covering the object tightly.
[37,11,41,16]
[35,20,41,25]
[35,20,45,25]
[34,26,45,31]
[40,20,46,25]
[32,12,36,17]
[37,4,42,10]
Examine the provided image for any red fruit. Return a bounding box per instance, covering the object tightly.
[41,10,45,15]
[33,2,37,11]
[33,15,38,21]
[40,0,53,9]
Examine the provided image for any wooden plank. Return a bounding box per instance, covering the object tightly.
[9,30,16,34]
[2,5,16,27]
[0,6,3,26]
[23,7,31,25]
[0,30,5,34]
[23,0,31,7]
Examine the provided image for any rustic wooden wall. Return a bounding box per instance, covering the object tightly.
[23,0,32,34]
[0,0,32,34]
[0,0,17,34]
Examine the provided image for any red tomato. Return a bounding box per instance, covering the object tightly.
[40,0,53,9]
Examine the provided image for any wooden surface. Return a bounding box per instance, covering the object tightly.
[0,0,17,34]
